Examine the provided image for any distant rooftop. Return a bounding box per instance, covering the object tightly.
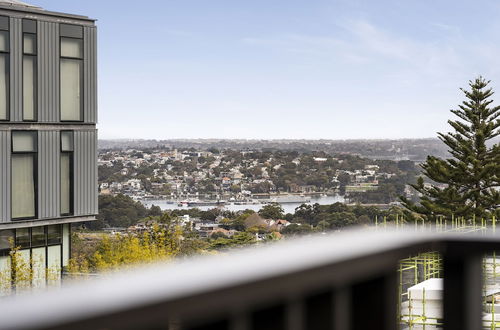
[0,0,40,9]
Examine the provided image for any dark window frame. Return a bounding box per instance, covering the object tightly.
[0,229,14,256]
[15,227,31,249]
[60,131,74,216]
[0,16,10,122]
[59,31,84,123]
[31,226,46,248]
[22,19,37,122]
[11,131,38,221]
[47,225,62,245]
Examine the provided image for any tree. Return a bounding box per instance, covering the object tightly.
[258,203,285,219]
[402,77,500,219]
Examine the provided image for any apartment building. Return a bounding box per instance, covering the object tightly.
[0,0,97,286]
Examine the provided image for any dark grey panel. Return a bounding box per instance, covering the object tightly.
[9,17,21,121]
[74,129,97,216]
[0,130,10,222]
[38,130,60,219]
[60,23,82,38]
[0,15,8,30]
[37,21,59,122]
[83,26,97,124]
[22,18,36,33]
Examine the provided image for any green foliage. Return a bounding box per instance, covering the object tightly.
[91,194,161,229]
[209,232,256,250]
[69,224,185,273]
[281,224,313,236]
[402,77,500,219]
[0,241,61,295]
[258,203,285,219]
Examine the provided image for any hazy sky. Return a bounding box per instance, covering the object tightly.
[33,0,500,139]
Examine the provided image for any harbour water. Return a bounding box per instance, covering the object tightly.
[142,195,345,214]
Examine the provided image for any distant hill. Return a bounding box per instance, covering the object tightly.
[98,138,459,162]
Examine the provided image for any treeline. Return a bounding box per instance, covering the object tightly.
[89,194,409,232]
[87,194,162,229]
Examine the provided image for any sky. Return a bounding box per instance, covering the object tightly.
[33,0,500,140]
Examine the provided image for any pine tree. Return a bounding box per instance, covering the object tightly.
[402,77,500,220]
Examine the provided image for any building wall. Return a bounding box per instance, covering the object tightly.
[0,129,98,222]
[0,131,10,223]
[4,17,97,124]
[38,20,60,123]
[38,130,60,219]
[9,18,22,122]
[74,129,98,216]
[84,26,97,124]
[0,223,70,296]
[0,10,98,224]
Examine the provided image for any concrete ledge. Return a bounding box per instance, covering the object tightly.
[0,215,97,230]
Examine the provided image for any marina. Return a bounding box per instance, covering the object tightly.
[142,194,345,214]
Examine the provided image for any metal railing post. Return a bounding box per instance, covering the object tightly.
[443,249,483,330]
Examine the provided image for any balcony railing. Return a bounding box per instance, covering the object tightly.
[0,228,498,330]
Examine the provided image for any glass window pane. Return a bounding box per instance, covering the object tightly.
[60,24,83,38]
[0,16,8,31]
[12,131,36,152]
[0,230,14,251]
[31,226,45,247]
[22,19,36,34]
[61,131,73,151]
[0,31,9,52]
[23,56,36,120]
[47,225,62,245]
[0,53,7,120]
[12,154,35,219]
[15,228,30,248]
[23,34,36,54]
[60,59,82,121]
[61,153,71,215]
[61,38,82,58]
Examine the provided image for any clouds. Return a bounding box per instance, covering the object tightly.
[242,18,469,79]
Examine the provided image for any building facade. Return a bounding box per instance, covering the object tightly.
[0,0,97,289]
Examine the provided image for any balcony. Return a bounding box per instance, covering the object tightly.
[0,228,498,330]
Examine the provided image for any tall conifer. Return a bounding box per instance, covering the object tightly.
[402,77,500,219]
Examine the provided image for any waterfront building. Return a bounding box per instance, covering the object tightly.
[0,0,97,289]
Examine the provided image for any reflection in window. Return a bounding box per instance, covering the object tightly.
[60,24,83,122]
[12,131,37,220]
[0,230,14,251]
[23,19,37,121]
[31,226,45,247]
[15,228,30,248]
[61,131,74,215]
[47,225,62,245]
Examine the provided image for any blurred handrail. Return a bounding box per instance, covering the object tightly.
[0,228,498,330]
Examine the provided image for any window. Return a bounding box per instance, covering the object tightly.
[31,226,45,247]
[0,230,14,255]
[60,24,83,122]
[23,19,37,121]
[61,131,73,215]
[15,228,30,249]
[0,16,9,121]
[47,225,62,245]
[11,131,37,220]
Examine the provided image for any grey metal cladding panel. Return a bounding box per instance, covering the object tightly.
[9,17,22,122]
[74,130,97,215]
[38,130,60,218]
[0,131,11,222]
[38,21,59,122]
[83,26,97,124]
